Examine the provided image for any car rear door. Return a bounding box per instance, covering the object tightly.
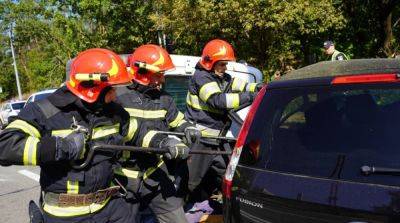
[231,84,400,223]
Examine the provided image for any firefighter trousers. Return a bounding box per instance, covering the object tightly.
[187,143,228,202]
[43,197,138,223]
[139,161,188,223]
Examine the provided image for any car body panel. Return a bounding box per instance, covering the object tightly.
[233,166,398,222]
[225,59,400,223]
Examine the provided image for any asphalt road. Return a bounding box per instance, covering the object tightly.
[0,165,40,223]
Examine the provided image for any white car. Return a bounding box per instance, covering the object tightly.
[0,100,26,128]
[25,89,57,107]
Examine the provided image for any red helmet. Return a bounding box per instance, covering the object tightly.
[66,48,131,103]
[199,39,236,71]
[128,44,175,86]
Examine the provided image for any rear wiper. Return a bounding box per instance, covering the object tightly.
[361,165,400,176]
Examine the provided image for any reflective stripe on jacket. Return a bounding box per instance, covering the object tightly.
[185,63,255,135]
[116,86,190,181]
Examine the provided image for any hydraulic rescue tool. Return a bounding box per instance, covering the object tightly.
[72,144,233,170]
[69,117,235,169]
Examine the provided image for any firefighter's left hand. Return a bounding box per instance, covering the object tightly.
[160,138,189,160]
[184,126,201,144]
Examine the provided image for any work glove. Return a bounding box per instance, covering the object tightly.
[184,126,202,145]
[55,131,86,161]
[160,137,189,160]
[242,92,257,103]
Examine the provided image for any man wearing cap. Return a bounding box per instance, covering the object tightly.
[323,40,349,61]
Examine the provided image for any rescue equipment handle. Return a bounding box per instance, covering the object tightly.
[71,144,232,170]
[156,130,236,142]
[228,101,252,126]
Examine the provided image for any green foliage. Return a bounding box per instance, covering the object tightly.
[0,0,399,101]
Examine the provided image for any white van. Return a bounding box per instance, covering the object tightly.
[66,54,263,137]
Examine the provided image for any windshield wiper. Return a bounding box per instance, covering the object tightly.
[361,165,400,176]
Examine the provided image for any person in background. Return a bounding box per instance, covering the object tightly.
[324,40,349,61]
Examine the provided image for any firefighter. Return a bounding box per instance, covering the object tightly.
[0,48,146,223]
[115,44,194,223]
[185,39,263,201]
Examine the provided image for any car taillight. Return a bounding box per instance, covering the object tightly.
[332,73,399,84]
[223,86,267,199]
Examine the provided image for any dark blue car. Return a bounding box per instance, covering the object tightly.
[223,59,400,223]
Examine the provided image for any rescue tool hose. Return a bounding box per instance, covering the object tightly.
[71,144,232,170]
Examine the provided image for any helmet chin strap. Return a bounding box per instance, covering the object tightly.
[81,86,112,113]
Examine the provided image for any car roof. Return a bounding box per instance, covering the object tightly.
[268,59,400,88]
[280,59,400,81]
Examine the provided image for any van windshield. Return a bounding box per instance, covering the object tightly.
[164,76,189,112]
[242,83,400,186]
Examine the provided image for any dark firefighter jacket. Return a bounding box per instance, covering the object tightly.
[185,63,258,136]
[115,84,190,182]
[0,87,155,217]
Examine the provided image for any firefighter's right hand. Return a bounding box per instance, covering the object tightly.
[160,138,189,160]
[55,131,86,161]
[243,91,257,103]
[184,126,201,145]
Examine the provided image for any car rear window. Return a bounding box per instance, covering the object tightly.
[11,102,25,110]
[240,83,400,186]
[164,76,189,112]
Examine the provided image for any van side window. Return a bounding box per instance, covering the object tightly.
[164,76,190,112]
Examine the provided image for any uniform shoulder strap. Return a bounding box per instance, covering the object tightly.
[35,99,61,119]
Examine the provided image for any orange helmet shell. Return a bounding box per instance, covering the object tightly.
[199,39,236,71]
[67,48,131,103]
[128,44,175,86]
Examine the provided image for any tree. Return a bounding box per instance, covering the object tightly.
[339,0,400,58]
[152,0,346,78]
